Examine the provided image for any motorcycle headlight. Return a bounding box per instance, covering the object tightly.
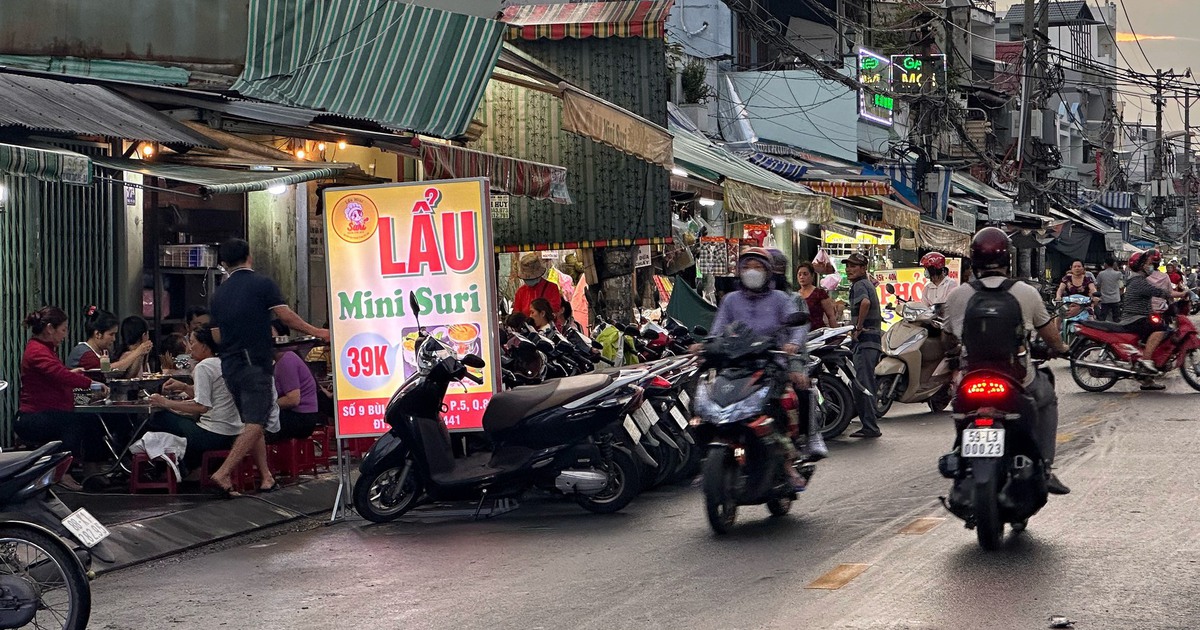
[892,329,928,354]
[695,381,772,425]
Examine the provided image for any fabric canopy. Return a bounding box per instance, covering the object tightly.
[502,1,674,40]
[917,221,973,256]
[745,152,807,181]
[93,158,344,197]
[804,180,892,197]
[670,125,832,224]
[876,196,922,231]
[420,142,571,204]
[560,85,673,167]
[233,0,504,139]
[664,278,715,330]
[0,142,91,185]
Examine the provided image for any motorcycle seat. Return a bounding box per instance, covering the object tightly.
[1078,320,1132,333]
[483,373,615,433]
[0,442,60,480]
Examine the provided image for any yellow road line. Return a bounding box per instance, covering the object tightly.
[1056,433,1075,444]
[806,563,871,590]
[899,517,946,535]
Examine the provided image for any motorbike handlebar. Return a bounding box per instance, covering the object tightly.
[463,371,485,385]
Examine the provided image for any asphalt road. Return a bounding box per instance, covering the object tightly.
[90,366,1200,630]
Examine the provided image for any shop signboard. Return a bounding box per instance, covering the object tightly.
[890,54,947,95]
[857,48,894,127]
[822,229,896,246]
[324,178,498,437]
[872,258,961,330]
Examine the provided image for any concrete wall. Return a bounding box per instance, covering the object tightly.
[665,0,732,60]
[247,190,298,307]
[728,69,859,161]
[0,0,248,64]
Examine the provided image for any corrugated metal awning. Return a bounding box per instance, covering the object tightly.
[92,158,345,198]
[501,1,674,40]
[233,0,504,139]
[0,73,220,147]
[0,142,92,185]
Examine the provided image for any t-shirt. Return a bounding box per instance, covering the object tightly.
[801,286,830,329]
[849,277,882,348]
[274,350,318,414]
[943,277,1052,386]
[210,269,286,365]
[1122,274,1169,318]
[66,342,100,370]
[1096,268,1123,303]
[512,279,562,319]
[922,278,959,307]
[191,357,244,436]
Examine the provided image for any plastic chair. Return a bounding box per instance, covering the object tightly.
[129,453,178,494]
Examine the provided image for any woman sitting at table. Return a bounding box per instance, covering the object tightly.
[114,315,153,376]
[147,326,244,471]
[16,306,110,491]
[66,307,152,377]
[157,333,189,374]
[268,321,321,443]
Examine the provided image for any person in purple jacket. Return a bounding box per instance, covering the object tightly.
[268,321,321,443]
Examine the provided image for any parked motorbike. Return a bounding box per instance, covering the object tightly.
[353,299,647,522]
[874,289,954,416]
[1055,294,1093,350]
[693,317,815,535]
[937,366,1051,550]
[1069,308,1200,391]
[805,325,863,439]
[0,423,111,629]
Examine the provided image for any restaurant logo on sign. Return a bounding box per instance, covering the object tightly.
[324,179,499,437]
[890,54,947,95]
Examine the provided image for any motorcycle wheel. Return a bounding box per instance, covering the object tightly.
[0,526,90,630]
[576,447,641,514]
[647,438,681,490]
[974,475,1004,551]
[703,450,738,535]
[875,374,899,417]
[927,384,952,413]
[816,374,854,440]
[1069,342,1120,392]
[766,495,792,516]
[1180,349,1200,391]
[665,431,696,485]
[352,460,422,523]
[679,427,704,480]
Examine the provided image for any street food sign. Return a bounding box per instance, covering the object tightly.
[858,49,894,127]
[873,259,962,330]
[890,54,947,95]
[324,178,499,437]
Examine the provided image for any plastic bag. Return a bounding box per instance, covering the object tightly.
[813,249,836,275]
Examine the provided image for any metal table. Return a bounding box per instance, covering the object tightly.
[72,402,156,478]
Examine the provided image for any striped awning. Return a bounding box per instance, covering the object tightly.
[92,158,344,198]
[501,1,674,40]
[419,142,571,204]
[803,180,893,197]
[0,142,92,185]
[746,152,808,181]
[233,0,504,139]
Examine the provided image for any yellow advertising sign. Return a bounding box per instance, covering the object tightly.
[324,178,497,437]
[872,258,961,330]
[822,229,895,246]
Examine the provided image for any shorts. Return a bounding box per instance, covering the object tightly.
[221,353,276,427]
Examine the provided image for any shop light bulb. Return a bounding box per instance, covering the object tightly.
[338,140,348,150]
[317,142,327,151]
[698,197,716,207]
[0,183,7,210]
[296,148,306,159]
[267,184,287,195]
[141,144,154,157]
[793,219,808,230]
[772,217,784,226]
[671,167,688,178]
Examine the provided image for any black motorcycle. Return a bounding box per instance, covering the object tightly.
[0,435,113,629]
[938,367,1051,550]
[352,330,647,523]
[693,318,814,534]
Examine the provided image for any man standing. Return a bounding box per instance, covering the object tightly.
[208,238,329,496]
[845,252,882,438]
[1095,258,1123,322]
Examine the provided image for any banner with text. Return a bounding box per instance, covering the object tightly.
[324,178,498,437]
[872,259,961,331]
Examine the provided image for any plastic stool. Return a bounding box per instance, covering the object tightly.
[129,453,178,494]
[200,450,256,492]
[268,437,316,479]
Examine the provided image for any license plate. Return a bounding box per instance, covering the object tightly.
[678,390,691,408]
[669,406,689,430]
[622,416,642,443]
[961,428,1005,458]
[61,508,110,548]
[633,402,658,432]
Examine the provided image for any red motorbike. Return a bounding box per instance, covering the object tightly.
[1068,310,1200,392]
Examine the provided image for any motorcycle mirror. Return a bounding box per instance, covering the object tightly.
[692,326,708,337]
[409,292,423,329]
[462,354,486,369]
[591,339,603,349]
[783,311,809,327]
[885,283,896,295]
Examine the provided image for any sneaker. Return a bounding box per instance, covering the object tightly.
[1046,473,1071,495]
[1140,381,1166,391]
[848,429,882,438]
[1139,359,1159,374]
[802,434,828,462]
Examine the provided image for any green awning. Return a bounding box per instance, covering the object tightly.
[232,0,505,139]
[0,142,92,185]
[670,125,833,224]
[92,158,343,197]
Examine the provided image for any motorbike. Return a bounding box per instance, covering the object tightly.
[693,317,815,534]
[937,364,1052,550]
[874,290,954,416]
[1055,294,1093,350]
[353,299,647,522]
[805,325,864,439]
[1068,306,1200,392]
[0,407,112,629]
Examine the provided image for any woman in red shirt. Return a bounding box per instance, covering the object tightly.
[796,262,839,330]
[512,253,562,319]
[15,307,108,489]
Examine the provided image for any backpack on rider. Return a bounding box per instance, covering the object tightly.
[961,279,1027,378]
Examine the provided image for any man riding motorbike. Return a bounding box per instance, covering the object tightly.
[1121,250,1187,387]
[942,228,1072,495]
[693,247,816,489]
[920,251,958,309]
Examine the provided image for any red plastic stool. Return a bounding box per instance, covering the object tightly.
[129,453,178,494]
[268,438,316,479]
[200,450,256,492]
[311,427,332,472]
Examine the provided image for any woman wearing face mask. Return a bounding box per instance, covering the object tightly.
[512,253,562,323]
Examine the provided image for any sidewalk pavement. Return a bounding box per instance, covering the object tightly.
[57,475,341,575]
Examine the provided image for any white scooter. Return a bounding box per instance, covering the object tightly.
[873,285,955,417]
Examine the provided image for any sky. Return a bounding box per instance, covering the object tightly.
[995,0,1200,131]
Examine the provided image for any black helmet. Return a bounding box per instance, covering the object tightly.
[971,227,1011,274]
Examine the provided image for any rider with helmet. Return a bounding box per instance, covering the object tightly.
[942,228,1072,495]
[920,252,958,309]
[699,247,817,488]
[1122,250,1187,383]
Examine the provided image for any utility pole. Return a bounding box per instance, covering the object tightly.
[1016,0,1049,215]
[1185,90,1193,262]
[1152,69,1166,216]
